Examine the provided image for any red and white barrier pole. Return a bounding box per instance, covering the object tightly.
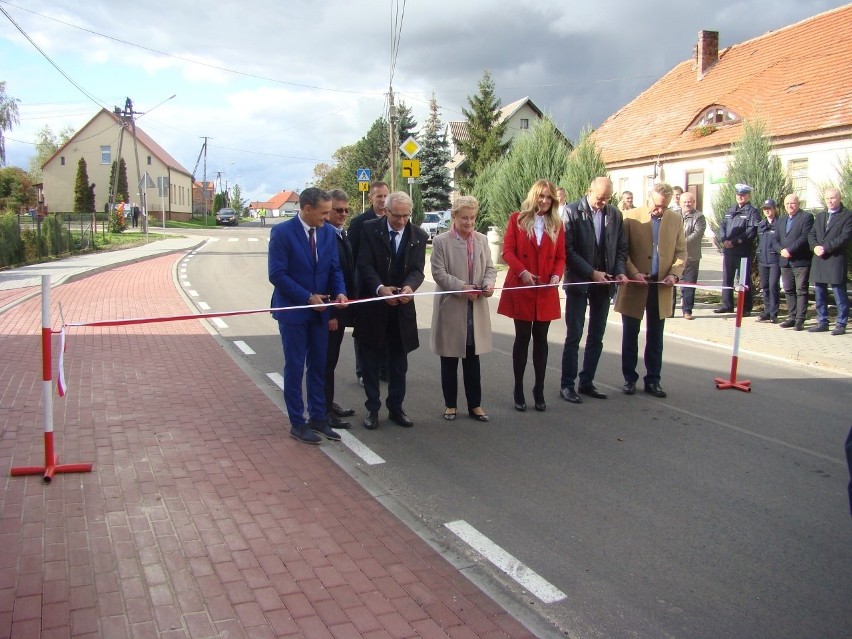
[10,275,93,482]
[715,257,752,392]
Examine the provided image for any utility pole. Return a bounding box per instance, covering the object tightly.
[388,89,397,192]
[201,137,210,227]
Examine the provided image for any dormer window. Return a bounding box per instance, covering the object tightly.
[690,105,741,128]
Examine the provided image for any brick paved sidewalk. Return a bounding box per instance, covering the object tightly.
[0,253,539,639]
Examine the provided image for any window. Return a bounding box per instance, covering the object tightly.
[520,118,529,130]
[100,145,111,164]
[60,157,65,166]
[788,159,808,208]
[619,177,629,194]
[147,156,152,165]
[688,105,741,133]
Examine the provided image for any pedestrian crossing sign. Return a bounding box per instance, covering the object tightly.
[356,168,371,182]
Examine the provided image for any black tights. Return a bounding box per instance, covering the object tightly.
[512,320,550,402]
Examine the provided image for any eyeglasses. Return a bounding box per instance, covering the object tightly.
[332,207,350,214]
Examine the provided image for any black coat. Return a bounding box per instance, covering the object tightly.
[331,228,356,326]
[776,211,814,268]
[809,205,852,284]
[347,207,378,265]
[757,217,781,266]
[563,197,627,297]
[353,218,427,353]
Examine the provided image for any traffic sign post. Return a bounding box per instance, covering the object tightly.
[356,168,372,182]
[400,136,421,159]
[401,159,420,178]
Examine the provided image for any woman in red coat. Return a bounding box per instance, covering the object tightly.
[497,179,566,412]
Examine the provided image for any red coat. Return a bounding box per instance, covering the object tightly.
[497,212,566,321]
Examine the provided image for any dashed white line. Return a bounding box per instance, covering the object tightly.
[267,372,284,389]
[188,290,199,297]
[182,280,191,287]
[228,238,239,242]
[444,520,567,604]
[248,237,259,242]
[198,302,211,310]
[233,340,255,355]
[207,238,220,242]
[211,318,228,329]
[338,431,385,465]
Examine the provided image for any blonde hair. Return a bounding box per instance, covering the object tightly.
[452,195,478,216]
[517,179,561,243]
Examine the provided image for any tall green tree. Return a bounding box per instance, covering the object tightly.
[230,184,246,214]
[395,100,418,144]
[29,124,74,182]
[418,93,452,212]
[0,81,20,167]
[474,117,571,231]
[710,119,790,236]
[0,166,34,211]
[563,126,607,202]
[109,158,130,203]
[457,70,509,193]
[73,158,95,213]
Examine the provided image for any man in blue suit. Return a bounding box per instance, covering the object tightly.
[269,188,348,444]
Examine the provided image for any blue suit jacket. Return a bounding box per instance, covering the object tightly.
[268,217,345,324]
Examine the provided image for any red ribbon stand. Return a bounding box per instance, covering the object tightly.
[715,258,752,392]
[10,275,93,483]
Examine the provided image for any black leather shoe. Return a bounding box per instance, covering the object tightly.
[713,307,734,314]
[794,321,805,331]
[808,323,829,333]
[644,383,667,398]
[331,402,355,417]
[327,414,351,429]
[533,389,546,412]
[468,409,489,422]
[388,411,414,427]
[623,381,636,395]
[560,388,582,404]
[514,390,526,412]
[831,325,846,336]
[755,313,770,322]
[363,412,379,430]
[579,385,607,399]
[310,421,342,442]
[779,318,795,328]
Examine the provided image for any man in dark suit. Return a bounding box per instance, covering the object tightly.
[354,191,427,430]
[268,188,348,445]
[347,181,390,385]
[324,189,357,429]
[777,194,814,331]
[808,188,852,335]
[559,177,628,404]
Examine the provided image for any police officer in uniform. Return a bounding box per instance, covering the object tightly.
[715,184,760,315]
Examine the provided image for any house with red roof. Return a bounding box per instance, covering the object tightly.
[250,190,299,218]
[592,4,852,217]
[42,108,194,219]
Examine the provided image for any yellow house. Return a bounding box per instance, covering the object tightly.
[42,108,193,220]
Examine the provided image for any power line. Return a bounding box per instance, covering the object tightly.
[0,0,384,96]
[0,4,106,109]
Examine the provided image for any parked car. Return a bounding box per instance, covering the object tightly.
[420,210,449,241]
[215,207,238,226]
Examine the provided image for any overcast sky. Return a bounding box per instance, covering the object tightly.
[2,0,848,202]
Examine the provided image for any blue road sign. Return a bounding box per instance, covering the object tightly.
[356,168,372,182]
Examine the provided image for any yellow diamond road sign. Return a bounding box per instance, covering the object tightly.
[400,136,421,159]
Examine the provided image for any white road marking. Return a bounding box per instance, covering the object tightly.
[338,431,385,465]
[188,290,199,297]
[211,318,228,329]
[267,372,284,390]
[206,237,220,242]
[248,237,259,242]
[197,302,210,310]
[182,280,191,287]
[228,237,239,242]
[444,520,567,604]
[233,340,255,355]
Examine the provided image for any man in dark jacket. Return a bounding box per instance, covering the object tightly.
[756,199,782,323]
[354,191,427,430]
[324,189,357,429]
[715,183,760,315]
[808,188,852,335]
[347,181,389,384]
[559,177,628,404]
[777,194,814,331]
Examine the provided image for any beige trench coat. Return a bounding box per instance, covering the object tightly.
[615,207,687,320]
[430,231,497,358]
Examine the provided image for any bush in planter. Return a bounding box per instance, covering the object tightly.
[43,214,71,256]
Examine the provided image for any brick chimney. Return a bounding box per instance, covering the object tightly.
[696,30,719,80]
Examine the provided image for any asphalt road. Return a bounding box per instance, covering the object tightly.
[181,221,852,639]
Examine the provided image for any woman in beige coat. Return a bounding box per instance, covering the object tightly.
[430,196,497,421]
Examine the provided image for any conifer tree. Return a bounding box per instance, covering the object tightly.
[418,93,452,212]
[73,158,93,213]
[108,158,130,204]
[457,70,509,193]
[395,101,418,144]
[563,127,607,202]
